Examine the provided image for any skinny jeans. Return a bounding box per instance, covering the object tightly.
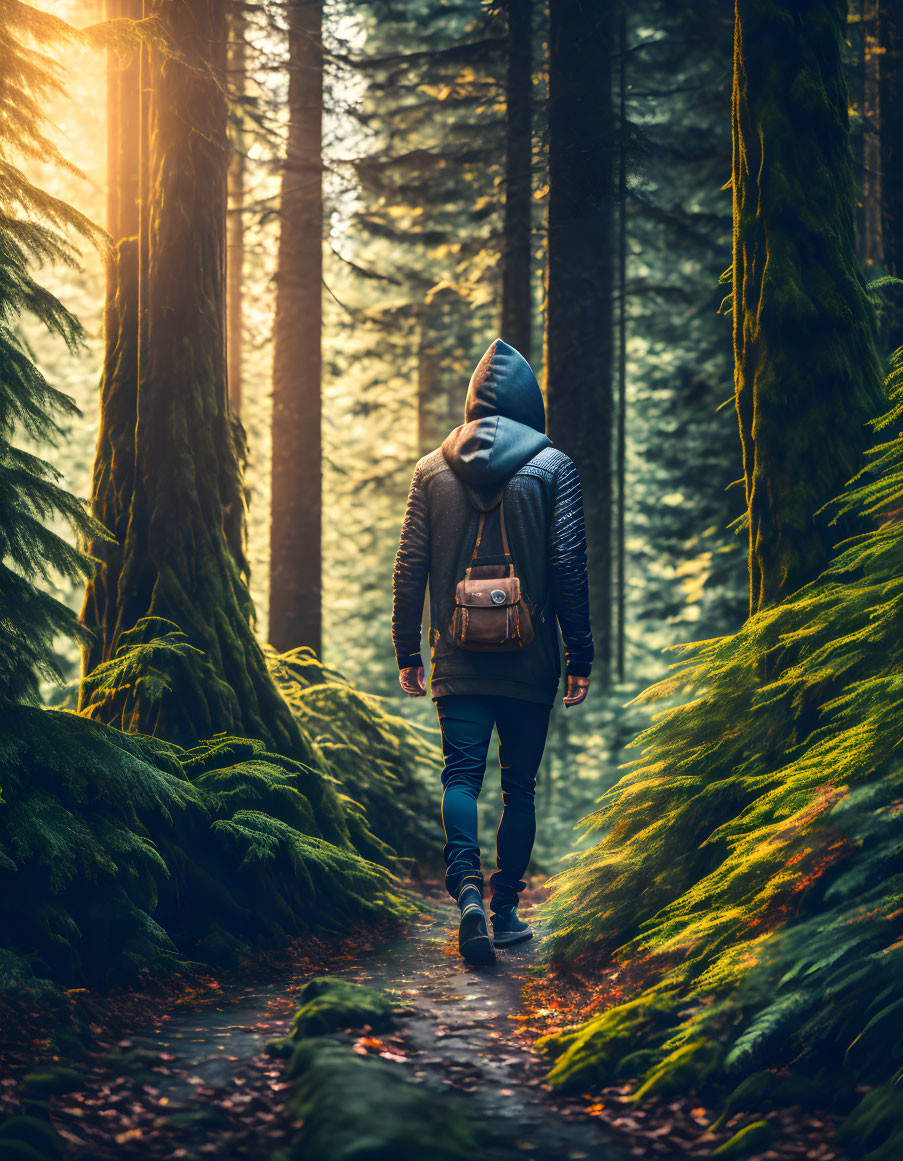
[435,694,551,911]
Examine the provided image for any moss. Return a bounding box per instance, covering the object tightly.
[20,1068,82,1098]
[283,1038,498,1161]
[838,1071,903,1161]
[711,1071,774,1132]
[289,977,398,1038]
[633,1036,723,1100]
[0,1118,62,1161]
[538,990,679,1090]
[712,1120,771,1159]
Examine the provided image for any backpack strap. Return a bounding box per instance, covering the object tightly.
[465,497,514,577]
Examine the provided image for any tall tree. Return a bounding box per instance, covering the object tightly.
[82,0,306,754]
[269,0,324,656]
[82,0,141,688]
[731,0,884,613]
[860,0,885,274]
[879,1,903,275]
[500,0,533,359]
[615,6,627,683]
[545,0,615,684]
[227,0,247,416]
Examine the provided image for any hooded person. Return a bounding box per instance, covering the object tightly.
[392,338,593,965]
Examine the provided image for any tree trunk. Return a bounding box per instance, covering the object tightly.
[731,0,884,614]
[81,0,311,759]
[501,0,532,360]
[81,0,141,680]
[863,0,885,274]
[879,0,903,337]
[227,0,247,416]
[545,0,615,686]
[269,0,323,656]
[615,7,627,684]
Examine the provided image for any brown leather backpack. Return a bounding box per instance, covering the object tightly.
[449,498,535,652]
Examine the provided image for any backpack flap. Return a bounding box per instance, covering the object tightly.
[455,575,521,607]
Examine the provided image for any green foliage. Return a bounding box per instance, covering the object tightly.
[538,352,903,1129]
[268,646,444,869]
[80,617,203,732]
[0,703,411,991]
[0,1116,62,1161]
[0,0,109,704]
[837,1070,903,1161]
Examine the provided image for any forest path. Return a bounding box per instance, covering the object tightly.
[53,889,661,1161]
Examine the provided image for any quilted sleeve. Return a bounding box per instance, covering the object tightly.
[548,456,594,677]
[392,464,431,670]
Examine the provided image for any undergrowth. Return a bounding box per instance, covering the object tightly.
[538,353,903,1159]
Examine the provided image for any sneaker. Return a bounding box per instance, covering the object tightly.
[456,883,496,965]
[490,905,533,947]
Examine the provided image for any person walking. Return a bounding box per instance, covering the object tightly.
[392,338,593,966]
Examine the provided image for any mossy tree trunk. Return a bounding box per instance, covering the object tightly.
[545,0,615,686]
[879,0,903,345]
[269,0,324,656]
[731,0,884,613]
[500,0,532,361]
[82,0,312,758]
[227,0,247,417]
[82,0,141,681]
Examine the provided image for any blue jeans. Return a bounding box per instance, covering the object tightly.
[435,694,551,912]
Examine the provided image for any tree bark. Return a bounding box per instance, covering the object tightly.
[269,0,323,656]
[863,0,885,274]
[82,0,142,681]
[227,0,246,416]
[616,6,627,684]
[731,0,884,614]
[880,2,903,275]
[545,0,615,686]
[82,0,312,759]
[501,0,533,360]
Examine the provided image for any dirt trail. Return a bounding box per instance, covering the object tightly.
[50,890,659,1161]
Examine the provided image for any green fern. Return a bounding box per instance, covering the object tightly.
[538,351,903,1131]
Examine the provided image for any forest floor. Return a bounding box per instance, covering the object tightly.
[0,885,847,1161]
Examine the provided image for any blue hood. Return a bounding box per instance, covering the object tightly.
[441,339,551,509]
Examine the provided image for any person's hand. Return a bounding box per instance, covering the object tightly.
[399,665,426,696]
[563,674,589,707]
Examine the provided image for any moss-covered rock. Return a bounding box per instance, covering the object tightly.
[537,990,679,1090]
[282,1037,499,1161]
[289,977,399,1038]
[20,1068,83,1098]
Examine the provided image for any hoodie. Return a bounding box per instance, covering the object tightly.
[392,338,593,704]
[440,339,552,511]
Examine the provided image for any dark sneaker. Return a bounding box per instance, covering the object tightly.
[490,906,533,947]
[457,884,496,965]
